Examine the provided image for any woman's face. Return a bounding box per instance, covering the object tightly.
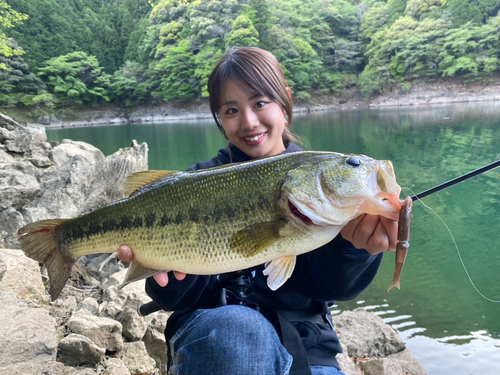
[218,79,287,159]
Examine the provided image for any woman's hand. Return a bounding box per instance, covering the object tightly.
[340,214,398,255]
[117,245,186,287]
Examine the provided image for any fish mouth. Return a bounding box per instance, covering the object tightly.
[372,192,402,221]
[288,199,313,224]
[363,161,402,220]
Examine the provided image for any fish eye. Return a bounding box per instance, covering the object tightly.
[346,156,360,167]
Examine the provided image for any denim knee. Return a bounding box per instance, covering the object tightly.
[169,305,292,375]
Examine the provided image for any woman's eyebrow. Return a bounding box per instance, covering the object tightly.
[220,93,262,107]
[220,99,237,107]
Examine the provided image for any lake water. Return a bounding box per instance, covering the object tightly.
[46,102,500,375]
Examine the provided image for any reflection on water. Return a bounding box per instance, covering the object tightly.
[47,101,500,375]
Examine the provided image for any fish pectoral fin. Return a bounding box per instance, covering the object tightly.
[120,261,162,288]
[124,170,180,197]
[263,255,297,290]
[229,221,286,257]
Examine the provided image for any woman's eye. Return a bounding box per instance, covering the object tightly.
[255,101,267,108]
[225,108,238,115]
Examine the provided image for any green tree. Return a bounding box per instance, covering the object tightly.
[226,14,259,47]
[242,0,274,49]
[359,4,390,43]
[153,41,198,102]
[0,39,46,107]
[438,22,499,77]
[0,0,27,69]
[190,0,244,47]
[110,61,148,106]
[387,0,408,24]
[38,51,112,105]
[445,0,489,27]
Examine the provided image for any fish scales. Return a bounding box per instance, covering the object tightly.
[18,151,403,300]
[57,154,304,270]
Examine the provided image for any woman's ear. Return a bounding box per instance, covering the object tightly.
[286,87,292,99]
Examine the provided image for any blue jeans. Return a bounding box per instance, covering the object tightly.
[168,305,346,375]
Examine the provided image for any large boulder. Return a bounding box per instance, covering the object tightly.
[65,310,123,352]
[0,291,57,370]
[0,248,46,300]
[333,308,427,375]
[0,169,40,211]
[0,115,148,249]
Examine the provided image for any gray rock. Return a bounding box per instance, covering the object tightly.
[76,297,100,315]
[66,310,123,352]
[0,291,57,368]
[0,208,24,248]
[358,348,427,375]
[3,125,46,154]
[118,305,148,341]
[0,362,46,375]
[121,341,156,375]
[49,139,104,168]
[333,308,406,357]
[101,269,150,316]
[85,253,123,281]
[0,249,46,301]
[101,357,130,375]
[0,149,15,168]
[0,169,40,211]
[57,334,106,366]
[29,155,53,168]
[83,139,148,213]
[143,312,170,375]
[10,159,38,176]
[336,343,358,375]
[39,360,72,375]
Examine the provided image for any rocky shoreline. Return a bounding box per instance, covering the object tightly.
[0,113,427,374]
[15,78,500,128]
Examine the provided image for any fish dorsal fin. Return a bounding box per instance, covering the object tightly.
[124,170,179,197]
[263,255,297,290]
[119,260,163,289]
[229,221,286,257]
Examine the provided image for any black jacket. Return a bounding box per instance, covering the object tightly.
[145,142,383,369]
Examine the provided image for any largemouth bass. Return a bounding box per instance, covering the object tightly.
[18,151,402,301]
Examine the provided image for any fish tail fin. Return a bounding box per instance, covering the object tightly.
[18,219,74,301]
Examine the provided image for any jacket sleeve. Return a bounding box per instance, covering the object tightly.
[291,234,383,302]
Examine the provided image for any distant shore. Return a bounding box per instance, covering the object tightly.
[8,77,500,129]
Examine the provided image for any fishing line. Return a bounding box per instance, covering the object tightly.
[402,187,500,303]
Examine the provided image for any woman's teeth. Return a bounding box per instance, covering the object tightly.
[245,133,265,142]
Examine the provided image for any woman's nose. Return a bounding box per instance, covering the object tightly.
[241,109,259,129]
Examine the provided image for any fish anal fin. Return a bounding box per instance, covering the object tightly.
[120,261,163,288]
[229,221,285,257]
[263,255,297,290]
[124,170,180,197]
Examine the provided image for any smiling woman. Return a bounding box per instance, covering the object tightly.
[217,79,287,158]
[113,46,400,375]
[207,47,297,158]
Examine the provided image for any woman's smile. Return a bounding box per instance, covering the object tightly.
[218,79,286,159]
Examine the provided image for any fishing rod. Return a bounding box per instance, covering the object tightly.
[410,159,500,201]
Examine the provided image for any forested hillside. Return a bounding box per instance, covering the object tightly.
[1,0,499,114]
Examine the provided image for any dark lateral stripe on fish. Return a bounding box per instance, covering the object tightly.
[145,213,156,228]
[67,216,152,241]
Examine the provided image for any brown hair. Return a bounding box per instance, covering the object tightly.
[207,47,297,144]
